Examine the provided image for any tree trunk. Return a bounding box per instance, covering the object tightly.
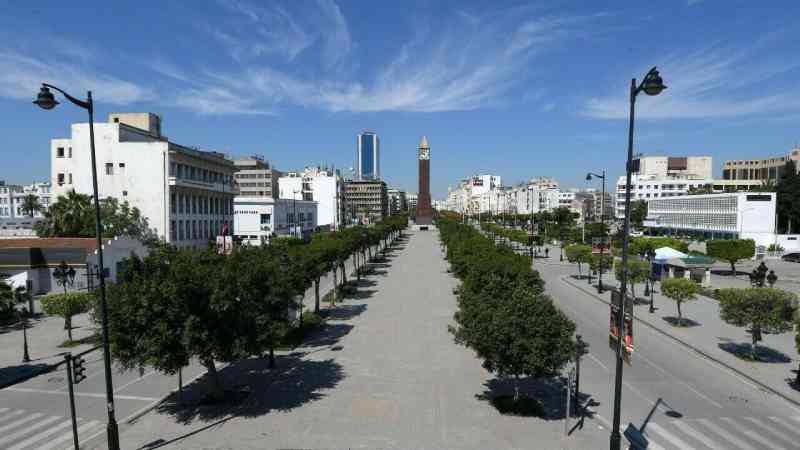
[332,270,338,307]
[202,358,225,401]
[340,262,347,285]
[730,261,736,276]
[751,326,759,360]
[577,263,582,278]
[314,278,320,314]
[354,252,360,280]
[677,301,683,326]
[269,346,275,368]
[66,316,72,341]
[514,375,520,402]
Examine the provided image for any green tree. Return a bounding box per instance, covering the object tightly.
[661,278,700,326]
[629,200,648,230]
[687,185,714,195]
[777,160,800,234]
[629,237,689,257]
[35,190,155,242]
[41,292,94,342]
[717,288,797,360]
[614,258,651,299]
[583,222,609,245]
[565,244,591,278]
[21,194,41,217]
[0,281,18,321]
[707,239,755,275]
[452,283,575,402]
[589,253,613,278]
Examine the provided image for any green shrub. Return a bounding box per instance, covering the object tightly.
[41,292,94,341]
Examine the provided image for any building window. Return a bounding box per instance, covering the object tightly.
[68,173,73,184]
[57,173,65,185]
[178,220,183,240]
[119,163,126,174]
[68,147,72,158]
[56,147,65,158]
[177,164,184,179]
[171,193,176,213]
[122,190,128,197]
[170,162,176,176]
[170,220,176,241]
[105,163,114,175]
[260,213,271,224]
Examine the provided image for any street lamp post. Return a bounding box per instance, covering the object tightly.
[586,170,607,294]
[21,306,31,363]
[609,67,666,450]
[34,84,122,450]
[293,189,300,239]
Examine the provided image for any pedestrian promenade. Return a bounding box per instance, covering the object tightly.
[113,229,604,449]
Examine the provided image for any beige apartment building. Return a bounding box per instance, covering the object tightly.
[722,149,800,183]
[344,180,388,225]
[233,156,283,198]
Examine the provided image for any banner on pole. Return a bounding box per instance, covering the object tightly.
[609,290,634,364]
[592,237,611,254]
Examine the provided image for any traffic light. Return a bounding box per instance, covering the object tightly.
[72,356,87,384]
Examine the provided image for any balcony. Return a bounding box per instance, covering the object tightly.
[169,176,238,194]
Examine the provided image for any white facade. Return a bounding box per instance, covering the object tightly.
[387,188,407,215]
[615,174,714,219]
[50,113,237,248]
[407,193,418,212]
[0,236,148,295]
[234,197,317,246]
[278,166,344,230]
[635,156,712,179]
[645,192,778,248]
[0,181,51,219]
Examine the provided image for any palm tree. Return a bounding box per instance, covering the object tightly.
[36,190,93,237]
[21,194,41,217]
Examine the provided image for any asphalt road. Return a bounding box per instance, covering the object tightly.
[535,256,800,450]
[0,351,205,450]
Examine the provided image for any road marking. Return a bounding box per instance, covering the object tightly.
[638,353,724,408]
[671,420,725,449]
[769,416,800,434]
[741,417,796,447]
[586,352,609,371]
[720,417,786,450]
[0,409,25,423]
[113,369,157,394]
[695,418,756,450]
[4,386,158,401]
[0,412,43,433]
[0,414,62,446]
[647,422,697,449]
[6,419,73,450]
[36,420,100,450]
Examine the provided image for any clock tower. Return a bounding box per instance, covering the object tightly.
[416,136,433,226]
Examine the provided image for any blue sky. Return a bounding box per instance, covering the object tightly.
[2,0,800,198]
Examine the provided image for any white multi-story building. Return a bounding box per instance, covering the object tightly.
[278,166,344,230]
[387,188,407,215]
[407,193,418,213]
[51,112,237,248]
[233,156,283,198]
[0,181,52,219]
[233,197,317,246]
[644,192,793,249]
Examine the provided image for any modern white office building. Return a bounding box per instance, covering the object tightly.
[233,156,283,198]
[357,131,380,181]
[643,192,786,248]
[387,188,407,215]
[406,193,418,213]
[233,197,317,246]
[51,112,237,248]
[0,181,52,219]
[278,166,344,230]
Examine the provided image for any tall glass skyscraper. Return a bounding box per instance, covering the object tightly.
[357,131,380,181]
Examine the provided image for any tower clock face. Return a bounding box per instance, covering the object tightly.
[419,148,430,160]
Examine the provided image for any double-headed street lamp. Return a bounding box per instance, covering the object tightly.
[34,84,121,450]
[586,170,607,293]
[610,67,666,450]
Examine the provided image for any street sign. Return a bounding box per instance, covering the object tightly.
[624,423,649,450]
[609,291,634,364]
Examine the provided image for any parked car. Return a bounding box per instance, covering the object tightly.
[781,252,800,263]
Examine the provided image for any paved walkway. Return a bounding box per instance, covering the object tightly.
[113,229,604,450]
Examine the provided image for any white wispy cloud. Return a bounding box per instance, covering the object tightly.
[177,6,601,114]
[0,50,154,105]
[582,36,800,120]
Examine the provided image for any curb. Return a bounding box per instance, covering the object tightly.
[560,275,800,410]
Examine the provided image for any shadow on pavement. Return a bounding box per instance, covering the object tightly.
[718,341,791,363]
[0,313,46,335]
[661,316,702,328]
[0,362,54,389]
[711,269,749,277]
[325,303,367,321]
[475,376,595,421]
[147,354,344,429]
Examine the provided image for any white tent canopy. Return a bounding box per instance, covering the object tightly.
[654,247,687,261]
